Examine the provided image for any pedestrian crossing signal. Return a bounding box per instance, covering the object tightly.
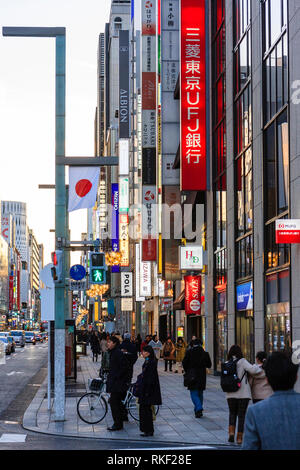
[88,252,107,284]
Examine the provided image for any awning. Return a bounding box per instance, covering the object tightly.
[173,289,185,311]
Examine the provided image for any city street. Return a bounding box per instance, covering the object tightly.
[0,343,236,451]
[0,0,300,454]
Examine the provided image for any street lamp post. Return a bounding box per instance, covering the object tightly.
[2,27,67,421]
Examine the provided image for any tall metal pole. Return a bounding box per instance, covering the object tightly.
[54,33,67,421]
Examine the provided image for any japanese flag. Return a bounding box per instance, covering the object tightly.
[68,167,100,212]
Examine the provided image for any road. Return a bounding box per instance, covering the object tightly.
[0,342,235,451]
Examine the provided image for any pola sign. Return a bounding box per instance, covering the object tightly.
[121,272,133,297]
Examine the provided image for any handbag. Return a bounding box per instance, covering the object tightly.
[164,350,170,357]
[132,372,143,397]
[183,368,198,387]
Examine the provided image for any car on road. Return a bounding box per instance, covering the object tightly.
[10,330,25,347]
[25,331,36,345]
[0,331,10,338]
[34,331,43,343]
[0,337,12,355]
[7,335,16,352]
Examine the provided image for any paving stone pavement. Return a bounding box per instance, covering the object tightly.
[23,347,238,445]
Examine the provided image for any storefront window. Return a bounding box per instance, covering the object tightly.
[215,290,227,371]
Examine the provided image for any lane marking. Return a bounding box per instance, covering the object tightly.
[0,434,27,443]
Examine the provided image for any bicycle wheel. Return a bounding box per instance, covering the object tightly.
[127,395,160,421]
[77,392,108,424]
[127,394,140,421]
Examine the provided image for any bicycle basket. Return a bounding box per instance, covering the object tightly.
[88,378,103,392]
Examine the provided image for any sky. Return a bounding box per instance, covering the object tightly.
[0,0,112,265]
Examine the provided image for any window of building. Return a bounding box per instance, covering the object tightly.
[114,17,122,34]
[234,0,253,280]
[264,109,289,221]
[263,0,287,53]
[212,0,227,287]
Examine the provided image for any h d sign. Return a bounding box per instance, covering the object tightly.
[121,272,133,297]
[275,219,300,244]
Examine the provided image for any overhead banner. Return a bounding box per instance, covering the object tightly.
[119,30,130,139]
[119,139,130,175]
[111,183,119,273]
[275,219,300,244]
[135,243,145,301]
[142,185,157,261]
[185,275,202,315]
[180,0,206,191]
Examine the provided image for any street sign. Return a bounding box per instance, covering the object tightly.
[69,279,87,291]
[70,264,86,281]
[180,245,203,270]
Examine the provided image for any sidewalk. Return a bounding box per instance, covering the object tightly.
[23,348,232,445]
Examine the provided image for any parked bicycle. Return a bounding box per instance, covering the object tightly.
[77,372,159,424]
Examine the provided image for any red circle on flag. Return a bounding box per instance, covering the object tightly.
[75,179,92,197]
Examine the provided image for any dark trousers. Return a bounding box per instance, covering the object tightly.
[227,398,250,433]
[139,403,154,434]
[164,359,173,371]
[109,392,127,428]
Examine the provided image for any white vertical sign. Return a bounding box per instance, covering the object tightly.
[140,260,152,297]
[135,243,145,301]
[121,272,133,297]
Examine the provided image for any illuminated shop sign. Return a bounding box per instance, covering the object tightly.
[181,0,206,191]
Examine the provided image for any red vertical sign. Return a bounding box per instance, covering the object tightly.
[185,275,202,315]
[181,0,206,191]
[9,276,14,311]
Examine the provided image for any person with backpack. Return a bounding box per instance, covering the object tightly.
[182,339,212,417]
[221,345,261,445]
[249,351,273,403]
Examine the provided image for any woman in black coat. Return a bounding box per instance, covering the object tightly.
[182,339,212,418]
[137,345,162,436]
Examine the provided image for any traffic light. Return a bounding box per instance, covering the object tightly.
[51,250,63,282]
[88,252,107,284]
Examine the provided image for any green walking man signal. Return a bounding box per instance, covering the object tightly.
[88,252,107,284]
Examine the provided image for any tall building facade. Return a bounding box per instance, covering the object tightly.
[89,0,300,374]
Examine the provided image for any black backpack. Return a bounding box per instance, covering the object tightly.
[220,359,246,393]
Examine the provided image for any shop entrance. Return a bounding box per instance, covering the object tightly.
[236,311,254,363]
[159,314,168,343]
[266,303,291,354]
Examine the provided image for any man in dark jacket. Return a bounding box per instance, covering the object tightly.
[120,332,138,384]
[182,338,212,418]
[106,336,130,431]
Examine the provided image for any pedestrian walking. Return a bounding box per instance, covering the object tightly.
[89,330,101,362]
[174,337,187,373]
[106,335,130,431]
[135,334,142,355]
[140,335,151,353]
[136,345,162,437]
[182,338,212,417]
[243,351,300,450]
[162,337,176,372]
[249,351,273,403]
[148,335,163,360]
[222,345,261,445]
